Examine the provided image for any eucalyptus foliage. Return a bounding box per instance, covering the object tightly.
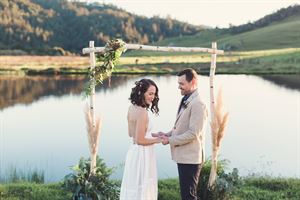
[198,159,240,200]
[63,156,119,200]
[83,39,126,97]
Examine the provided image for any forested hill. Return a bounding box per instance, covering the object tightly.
[0,0,204,55]
[228,4,300,34]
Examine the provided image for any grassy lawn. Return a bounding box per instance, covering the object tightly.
[1,177,299,200]
[0,182,72,200]
[117,48,300,74]
[231,177,300,200]
[158,177,300,200]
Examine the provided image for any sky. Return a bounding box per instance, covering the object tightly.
[82,0,299,28]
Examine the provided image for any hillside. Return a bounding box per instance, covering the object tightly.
[229,4,300,34]
[150,5,300,52]
[0,0,203,55]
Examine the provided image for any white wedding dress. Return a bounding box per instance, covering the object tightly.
[120,112,158,200]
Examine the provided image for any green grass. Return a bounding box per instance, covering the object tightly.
[9,49,299,75]
[0,48,299,75]
[216,50,300,74]
[231,177,300,200]
[217,17,300,51]
[0,182,72,200]
[158,177,300,200]
[125,14,300,57]
[115,49,300,75]
[158,178,180,200]
[1,177,299,200]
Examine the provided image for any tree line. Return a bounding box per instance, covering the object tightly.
[0,0,204,55]
[228,4,300,34]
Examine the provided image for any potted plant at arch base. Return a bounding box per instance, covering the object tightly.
[63,156,119,200]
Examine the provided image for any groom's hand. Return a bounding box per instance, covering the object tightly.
[161,135,169,145]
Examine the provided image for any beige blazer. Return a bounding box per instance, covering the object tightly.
[168,90,208,164]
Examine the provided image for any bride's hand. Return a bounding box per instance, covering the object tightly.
[151,132,159,137]
[155,137,162,143]
[152,132,165,137]
[161,135,169,145]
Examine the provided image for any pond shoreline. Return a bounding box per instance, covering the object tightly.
[0,48,299,75]
[0,64,299,76]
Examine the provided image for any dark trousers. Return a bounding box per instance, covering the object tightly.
[177,163,201,200]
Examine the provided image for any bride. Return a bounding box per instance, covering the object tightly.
[120,78,161,200]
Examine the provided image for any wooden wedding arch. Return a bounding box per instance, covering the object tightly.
[82,41,226,188]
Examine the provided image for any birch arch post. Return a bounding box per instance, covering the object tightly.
[82,41,226,188]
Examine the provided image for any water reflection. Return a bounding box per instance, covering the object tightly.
[1,74,299,111]
[0,75,142,110]
[0,74,299,182]
[258,74,300,91]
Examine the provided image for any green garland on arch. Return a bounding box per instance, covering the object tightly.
[83,39,126,97]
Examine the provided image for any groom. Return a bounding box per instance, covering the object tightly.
[154,68,208,200]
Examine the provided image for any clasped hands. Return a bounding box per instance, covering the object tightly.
[152,132,169,145]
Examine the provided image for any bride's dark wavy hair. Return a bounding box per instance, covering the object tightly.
[129,79,159,114]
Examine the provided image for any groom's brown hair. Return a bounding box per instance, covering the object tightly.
[177,68,198,82]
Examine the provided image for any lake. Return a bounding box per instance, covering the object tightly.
[0,74,299,182]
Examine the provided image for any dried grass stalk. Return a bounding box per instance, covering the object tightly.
[84,105,101,174]
[208,89,229,188]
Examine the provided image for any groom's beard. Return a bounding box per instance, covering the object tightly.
[180,89,187,95]
[180,88,195,95]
